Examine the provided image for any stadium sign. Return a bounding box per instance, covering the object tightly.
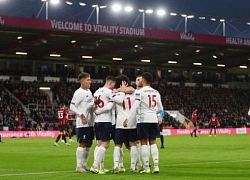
[2,15,250,46]
[50,20,145,36]
[226,37,250,46]
[180,32,195,41]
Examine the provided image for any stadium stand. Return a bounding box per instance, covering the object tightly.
[1,76,249,131]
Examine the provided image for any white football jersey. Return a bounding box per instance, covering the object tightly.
[115,93,137,129]
[134,86,163,123]
[135,89,141,122]
[111,106,116,125]
[94,87,114,123]
[70,88,94,128]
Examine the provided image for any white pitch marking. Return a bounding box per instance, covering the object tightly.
[1,160,250,177]
[162,159,250,167]
[0,171,72,177]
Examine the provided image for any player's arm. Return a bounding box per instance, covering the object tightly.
[70,102,82,116]
[111,92,125,105]
[157,114,163,124]
[69,93,87,124]
[156,94,164,114]
[95,101,114,115]
[86,99,95,110]
[65,110,69,119]
[123,99,140,127]
[116,86,135,94]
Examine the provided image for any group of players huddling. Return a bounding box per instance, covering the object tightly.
[68,72,163,174]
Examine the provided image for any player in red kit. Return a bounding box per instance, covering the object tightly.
[190,109,198,137]
[209,113,220,137]
[54,103,70,146]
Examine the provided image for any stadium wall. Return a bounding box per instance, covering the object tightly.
[162,128,250,136]
[0,129,249,138]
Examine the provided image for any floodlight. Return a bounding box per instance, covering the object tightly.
[51,0,59,4]
[112,4,121,11]
[125,6,133,12]
[145,9,153,14]
[157,9,166,16]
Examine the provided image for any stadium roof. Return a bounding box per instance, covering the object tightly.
[1,15,250,70]
[1,0,250,37]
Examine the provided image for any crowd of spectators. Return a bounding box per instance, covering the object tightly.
[0,78,250,131]
[0,83,29,130]
[1,80,60,131]
[152,84,250,129]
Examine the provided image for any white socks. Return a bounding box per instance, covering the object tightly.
[141,145,150,169]
[82,147,90,167]
[150,144,159,167]
[113,146,120,169]
[136,143,142,168]
[130,146,138,170]
[76,147,85,168]
[92,146,106,168]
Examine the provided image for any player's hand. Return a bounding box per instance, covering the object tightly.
[80,114,87,124]
[158,118,163,124]
[123,119,129,127]
[113,88,118,93]
[120,80,128,88]
[94,98,101,105]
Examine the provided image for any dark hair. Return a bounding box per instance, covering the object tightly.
[141,72,153,84]
[115,74,130,89]
[105,75,116,83]
[78,72,90,81]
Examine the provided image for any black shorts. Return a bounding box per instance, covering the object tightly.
[111,125,116,140]
[114,128,138,144]
[137,123,160,140]
[94,122,112,141]
[76,127,94,142]
[211,125,217,129]
[193,122,197,127]
[159,123,163,132]
[59,125,69,132]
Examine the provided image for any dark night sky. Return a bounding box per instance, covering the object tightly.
[1,0,250,37]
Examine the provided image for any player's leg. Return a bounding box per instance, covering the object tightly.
[75,127,94,173]
[113,144,122,173]
[62,129,70,145]
[159,124,164,148]
[100,124,115,173]
[68,128,74,142]
[128,129,139,173]
[135,140,143,170]
[140,138,150,173]
[149,123,160,173]
[209,127,212,136]
[160,134,164,148]
[54,128,62,146]
[214,126,217,136]
[75,127,86,172]
[118,147,125,172]
[137,123,151,173]
[83,140,92,170]
[90,122,111,174]
[194,123,198,137]
[117,131,128,173]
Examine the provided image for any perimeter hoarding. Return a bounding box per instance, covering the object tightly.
[1,15,250,46]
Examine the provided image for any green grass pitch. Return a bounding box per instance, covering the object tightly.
[0,134,249,180]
